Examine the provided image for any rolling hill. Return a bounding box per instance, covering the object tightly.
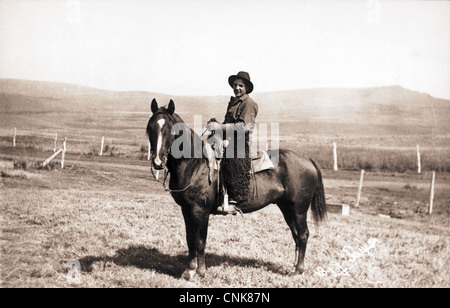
[1,78,449,138]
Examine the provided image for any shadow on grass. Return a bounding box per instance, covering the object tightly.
[79,245,288,277]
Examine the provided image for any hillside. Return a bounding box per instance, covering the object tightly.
[254,86,449,133]
[0,79,166,113]
[1,79,449,138]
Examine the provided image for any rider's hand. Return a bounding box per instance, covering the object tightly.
[206,121,222,132]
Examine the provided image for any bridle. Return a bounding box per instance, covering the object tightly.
[150,160,197,193]
[149,112,204,193]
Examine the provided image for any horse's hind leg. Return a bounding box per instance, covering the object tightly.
[278,202,309,275]
[292,209,309,274]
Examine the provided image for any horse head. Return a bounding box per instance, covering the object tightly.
[146,98,176,170]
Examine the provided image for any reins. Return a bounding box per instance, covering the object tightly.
[150,114,210,194]
[163,166,197,193]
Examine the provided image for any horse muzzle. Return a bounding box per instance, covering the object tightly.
[152,154,166,170]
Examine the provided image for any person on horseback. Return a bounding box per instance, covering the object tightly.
[206,71,258,213]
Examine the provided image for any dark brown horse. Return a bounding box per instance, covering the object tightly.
[146,99,327,280]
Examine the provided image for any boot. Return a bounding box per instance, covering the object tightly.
[215,194,239,215]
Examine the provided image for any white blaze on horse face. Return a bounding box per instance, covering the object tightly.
[154,119,166,166]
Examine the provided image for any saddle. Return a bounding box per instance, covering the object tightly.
[202,126,275,215]
[203,136,275,184]
[250,150,275,173]
[212,151,275,173]
[204,144,274,173]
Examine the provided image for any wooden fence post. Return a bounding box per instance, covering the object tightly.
[54,133,58,153]
[429,170,435,214]
[61,137,67,169]
[417,144,421,174]
[42,148,63,167]
[342,204,350,216]
[100,136,105,156]
[13,127,16,147]
[355,169,365,207]
[333,142,338,171]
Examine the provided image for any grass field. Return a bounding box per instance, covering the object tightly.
[1,145,449,288]
[1,80,449,288]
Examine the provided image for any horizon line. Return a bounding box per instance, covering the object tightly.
[0,77,448,101]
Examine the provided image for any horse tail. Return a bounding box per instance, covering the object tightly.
[309,158,327,224]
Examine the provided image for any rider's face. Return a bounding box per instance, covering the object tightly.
[232,79,247,97]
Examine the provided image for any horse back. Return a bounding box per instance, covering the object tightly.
[269,148,318,179]
[249,149,319,206]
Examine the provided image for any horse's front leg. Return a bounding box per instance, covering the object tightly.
[181,205,209,280]
[181,205,197,280]
[195,212,210,278]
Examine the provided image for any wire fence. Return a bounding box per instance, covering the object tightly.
[0,127,447,218]
[0,127,149,160]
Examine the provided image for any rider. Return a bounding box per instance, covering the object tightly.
[207,71,258,213]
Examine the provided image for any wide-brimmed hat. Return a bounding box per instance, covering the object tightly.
[228,71,254,94]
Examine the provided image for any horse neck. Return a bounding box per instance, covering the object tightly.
[167,116,207,176]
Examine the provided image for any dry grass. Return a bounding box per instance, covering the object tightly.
[2,80,449,288]
[1,157,448,288]
[285,141,450,173]
[3,131,450,173]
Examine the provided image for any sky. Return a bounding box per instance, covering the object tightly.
[0,0,449,99]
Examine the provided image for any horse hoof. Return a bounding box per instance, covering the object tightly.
[288,270,304,277]
[197,270,206,278]
[182,269,197,281]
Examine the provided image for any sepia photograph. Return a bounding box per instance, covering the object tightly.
[1,0,449,290]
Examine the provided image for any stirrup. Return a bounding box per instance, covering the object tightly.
[215,205,238,215]
[215,195,239,215]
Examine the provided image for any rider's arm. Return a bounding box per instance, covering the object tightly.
[221,100,258,133]
[220,121,245,134]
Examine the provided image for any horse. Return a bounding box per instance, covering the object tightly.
[146,99,327,280]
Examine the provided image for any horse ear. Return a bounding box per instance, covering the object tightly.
[167,99,175,115]
[151,99,158,114]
